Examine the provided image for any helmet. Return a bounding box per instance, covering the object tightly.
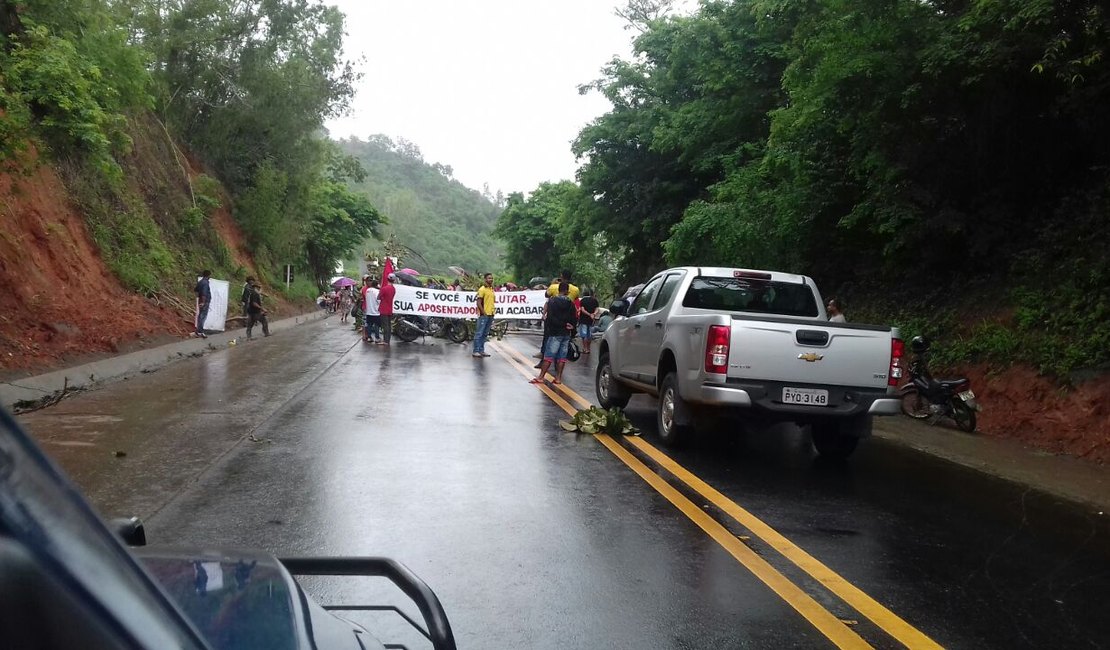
[910,336,930,353]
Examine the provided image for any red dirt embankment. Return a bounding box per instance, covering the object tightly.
[0,164,187,374]
[955,365,1110,464]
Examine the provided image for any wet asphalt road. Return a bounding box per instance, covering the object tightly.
[18,319,1110,649]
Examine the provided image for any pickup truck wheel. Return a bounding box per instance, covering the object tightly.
[596,354,630,409]
[658,373,692,447]
[811,424,859,460]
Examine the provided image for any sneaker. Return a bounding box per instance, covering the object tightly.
[481,353,491,357]
[197,332,208,339]
[472,353,483,358]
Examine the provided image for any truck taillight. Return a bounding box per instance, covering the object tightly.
[889,338,905,387]
[705,325,731,374]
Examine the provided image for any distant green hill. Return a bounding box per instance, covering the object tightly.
[336,136,504,275]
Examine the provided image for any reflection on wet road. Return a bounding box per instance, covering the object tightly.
[19,320,1110,649]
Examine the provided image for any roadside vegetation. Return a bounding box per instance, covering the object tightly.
[338,136,504,275]
[0,0,383,300]
[494,0,1110,380]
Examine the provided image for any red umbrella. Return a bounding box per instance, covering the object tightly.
[400,267,419,276]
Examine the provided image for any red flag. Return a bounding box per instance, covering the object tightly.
[381,257,394,285]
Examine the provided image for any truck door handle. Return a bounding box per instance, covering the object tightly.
[633,323,642,329]
[654,321,663,328]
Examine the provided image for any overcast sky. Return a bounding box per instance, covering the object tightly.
[323,1,646,195]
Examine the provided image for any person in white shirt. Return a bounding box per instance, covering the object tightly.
[361,278,382,343]
[827,297,847,323]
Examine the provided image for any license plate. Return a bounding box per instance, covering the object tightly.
[959,390,975,401]
[782,387,829,406]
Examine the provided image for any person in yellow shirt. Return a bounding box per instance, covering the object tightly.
[546,269,580,300]
[472,272,497,358]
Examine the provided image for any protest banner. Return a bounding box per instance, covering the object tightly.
[389,285,546,320]
[197,278,230,331]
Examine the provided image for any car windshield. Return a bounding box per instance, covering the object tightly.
[0,409,206,649]
[681,276,820,318]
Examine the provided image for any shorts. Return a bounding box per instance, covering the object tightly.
[544,335,570,362]
[578,323,592,340]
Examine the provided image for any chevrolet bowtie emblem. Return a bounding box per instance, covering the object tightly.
[798,353,824,362]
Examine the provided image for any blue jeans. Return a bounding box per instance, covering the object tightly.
[578,323,592,340]
[472,315,494,353]
[544,335,570,362]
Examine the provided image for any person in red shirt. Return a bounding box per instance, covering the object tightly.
[378,273,397,346]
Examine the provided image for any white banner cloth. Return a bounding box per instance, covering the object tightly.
[196,278,229,332]
[389,285,546,320]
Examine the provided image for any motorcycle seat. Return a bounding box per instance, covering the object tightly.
[938,378,970,390]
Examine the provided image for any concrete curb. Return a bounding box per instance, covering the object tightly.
[1,309,330,411]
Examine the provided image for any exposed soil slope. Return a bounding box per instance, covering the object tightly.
[956,365,1110,464]
[0,163,186,373]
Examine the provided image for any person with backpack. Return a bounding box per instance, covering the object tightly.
[578,289,601,355]
[530,282,576,385]
[245,278,270,339]
[241,277,254,318]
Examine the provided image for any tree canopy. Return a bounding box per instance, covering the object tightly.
[337,135,504,275]
[493,0,1110,375]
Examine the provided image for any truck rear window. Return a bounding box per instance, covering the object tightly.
[681,276,820,317]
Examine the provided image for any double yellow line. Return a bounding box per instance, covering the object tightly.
[488,339,942,650]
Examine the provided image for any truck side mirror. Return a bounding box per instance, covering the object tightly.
[609,300,628,317]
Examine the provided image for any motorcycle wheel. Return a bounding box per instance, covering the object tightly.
[951,400,977,432]
[448,321,468,344]
[900,388,932,419]
[394,318,421,343]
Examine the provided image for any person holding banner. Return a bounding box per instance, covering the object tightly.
[472,273,496,358]
[194,270,212,339]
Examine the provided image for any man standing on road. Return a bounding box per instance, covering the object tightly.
[536,269,581,367]
[378,273,397,346]
[362,277,382,344]
[472,272,496,358]
[531,282,576,385]
[245,278,270,339]
[578,289,600,355]
[194,270,212,339]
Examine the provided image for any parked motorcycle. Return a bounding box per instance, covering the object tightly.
[899,336,980,432]
[393,314,435,342]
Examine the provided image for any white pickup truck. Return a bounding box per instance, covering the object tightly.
[595,267,904,458]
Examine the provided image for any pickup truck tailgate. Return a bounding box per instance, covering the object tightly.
[728,320,892,389]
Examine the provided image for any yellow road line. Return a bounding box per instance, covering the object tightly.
[491,340,592,409]
[593,433,872,649]
[489,341,873,649]
[624,436,943,649]
[493,336,942,649]
[488,341,578,415]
